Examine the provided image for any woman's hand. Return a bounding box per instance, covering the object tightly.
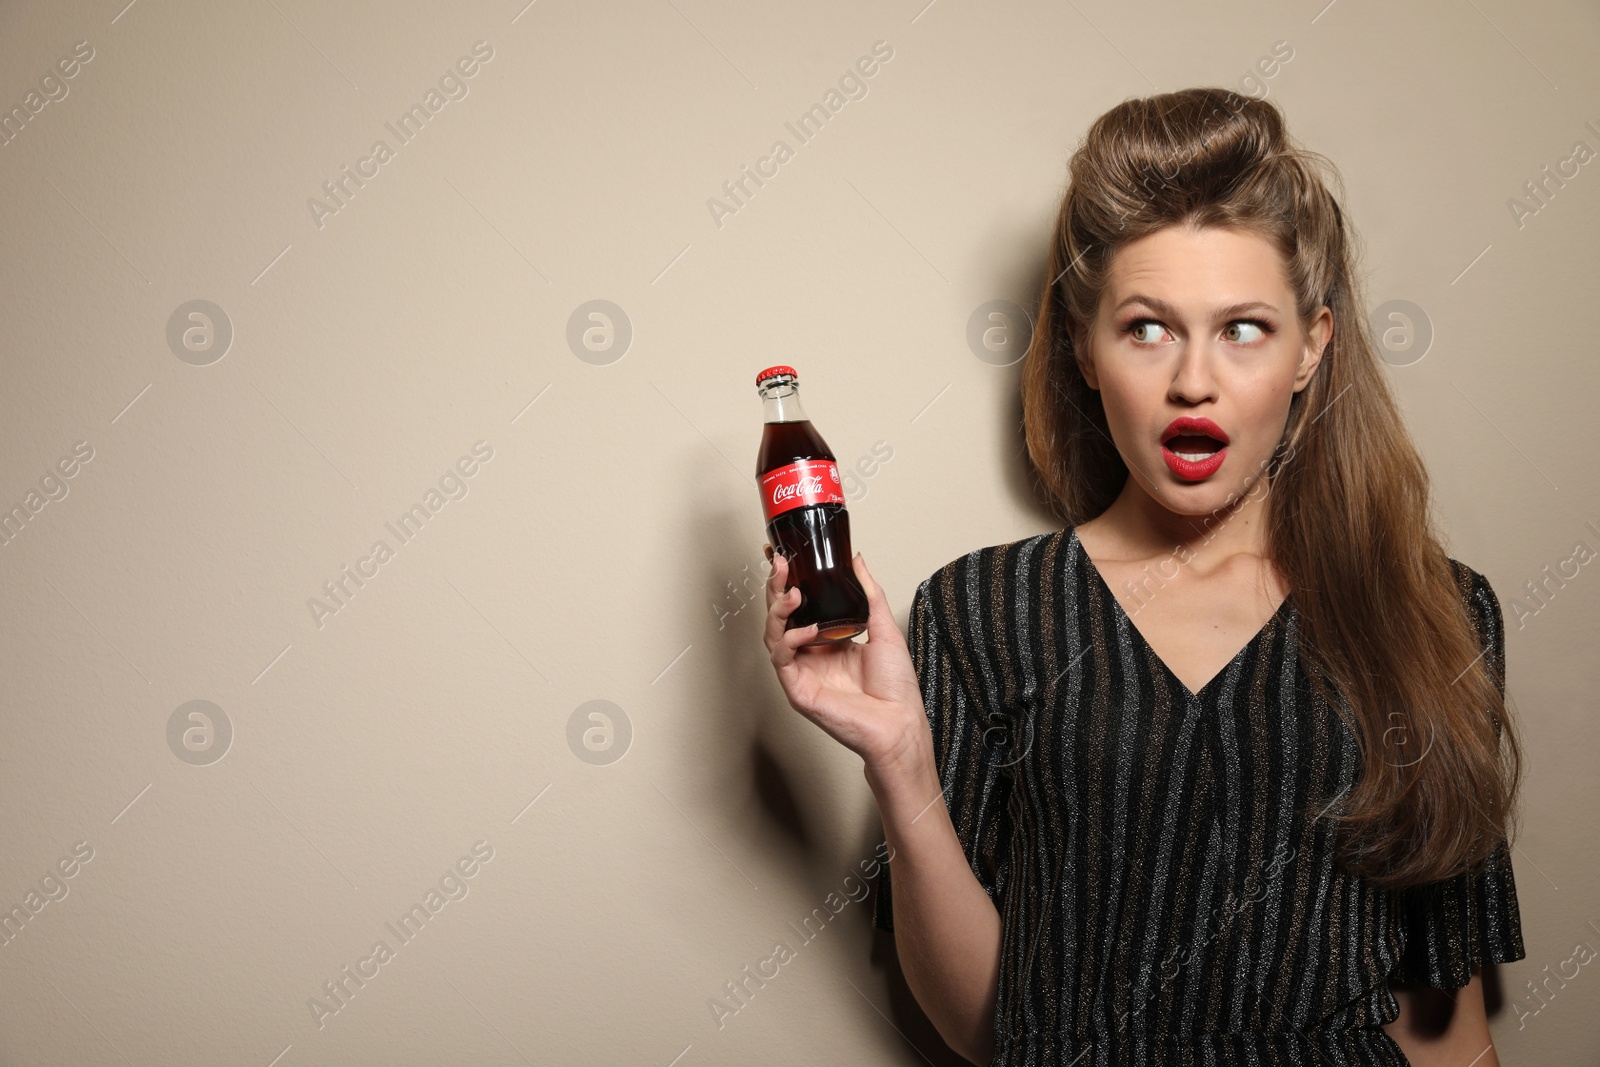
[762,546,929,772]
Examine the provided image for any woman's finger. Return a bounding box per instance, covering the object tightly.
[764,550,786,612]
[772,619,819,667]
[765,565,803,652]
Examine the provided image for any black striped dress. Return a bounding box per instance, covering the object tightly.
[871,526,1525,1065]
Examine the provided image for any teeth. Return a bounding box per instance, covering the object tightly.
[1173,451,1215,462]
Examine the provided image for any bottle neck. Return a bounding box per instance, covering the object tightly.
[760,381,808,423]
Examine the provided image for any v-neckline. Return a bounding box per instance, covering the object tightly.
[1067,527,1293,703]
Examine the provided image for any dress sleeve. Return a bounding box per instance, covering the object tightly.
[1390,565,1527,988]
[873,575,1015,933]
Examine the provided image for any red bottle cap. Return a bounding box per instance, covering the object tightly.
[756,365,797,386]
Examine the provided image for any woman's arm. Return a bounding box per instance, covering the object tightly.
[866,744,1003,1066]
[761,551,1004,1063]
[1382,967,1499,1066]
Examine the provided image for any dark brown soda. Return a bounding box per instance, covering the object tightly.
[758,420,869,644]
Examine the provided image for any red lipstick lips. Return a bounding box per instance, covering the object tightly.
[1161,416,1229,481]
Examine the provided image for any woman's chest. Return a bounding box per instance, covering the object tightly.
[1000,641,1364,853]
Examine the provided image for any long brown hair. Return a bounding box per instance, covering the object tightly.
[1021,87,1521,890]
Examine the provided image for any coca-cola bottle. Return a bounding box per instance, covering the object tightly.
[755,366,869,644]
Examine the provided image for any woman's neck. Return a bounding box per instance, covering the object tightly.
[1079,481,1272,573]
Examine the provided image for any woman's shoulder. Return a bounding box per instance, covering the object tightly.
[916,528,1070,596]
[1443,554,1487,591]
[906,531,1071,711]
[1442,553,1505,651]
[1442,554,1500,620]
[910,528,1073,641]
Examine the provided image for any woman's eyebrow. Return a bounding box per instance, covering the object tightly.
[1114,294,1280,320]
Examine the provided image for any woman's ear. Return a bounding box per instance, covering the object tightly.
[1074,330,1099,390]
[1293,305,1333,391]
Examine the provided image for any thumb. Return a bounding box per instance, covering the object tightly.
[853,552,899,643]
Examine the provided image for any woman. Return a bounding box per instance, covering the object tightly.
[762,87,1525,1065]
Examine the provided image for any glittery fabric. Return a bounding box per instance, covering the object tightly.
[871,526,1525,1066]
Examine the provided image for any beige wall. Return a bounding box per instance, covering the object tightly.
[1,0,1595,1062]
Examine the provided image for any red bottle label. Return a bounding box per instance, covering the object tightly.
[759,458,846,522]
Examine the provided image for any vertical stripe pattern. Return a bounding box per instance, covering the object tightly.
[872,526,1525,1066]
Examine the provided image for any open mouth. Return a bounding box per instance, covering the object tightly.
[1160,418,1230,479]
[1164,433,1226,462]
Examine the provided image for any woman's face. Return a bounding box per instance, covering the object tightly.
[1078,223,1332,521]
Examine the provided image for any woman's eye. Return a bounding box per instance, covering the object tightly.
[1129,320,1170,344]
[1226,321,1267,343]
